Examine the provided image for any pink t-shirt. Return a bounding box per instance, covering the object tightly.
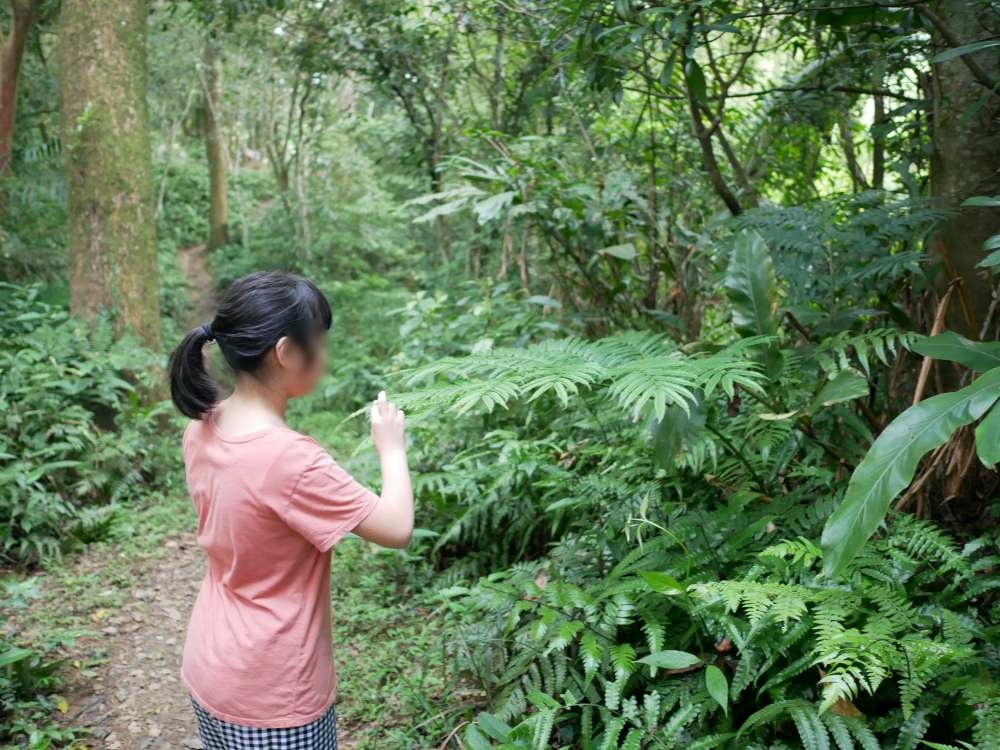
[180,416,379,728]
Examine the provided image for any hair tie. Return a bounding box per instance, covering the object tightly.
[199,323,215,342]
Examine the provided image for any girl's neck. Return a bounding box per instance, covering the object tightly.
[221,375,289,430]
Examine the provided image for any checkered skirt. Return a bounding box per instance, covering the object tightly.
[190,696,338,750]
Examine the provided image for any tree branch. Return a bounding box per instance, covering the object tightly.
[686,86,742,216]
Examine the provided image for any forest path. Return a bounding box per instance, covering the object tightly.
[56,531,370,749]
[177,243,216,327]
[60,534,205,748]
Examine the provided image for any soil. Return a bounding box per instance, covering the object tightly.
[59,535,205,749]
[52,533,366,749]
[176,244,216,328]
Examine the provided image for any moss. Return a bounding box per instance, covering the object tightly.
[59,0,162,350]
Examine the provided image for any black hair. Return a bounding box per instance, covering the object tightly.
[168,270,332,419]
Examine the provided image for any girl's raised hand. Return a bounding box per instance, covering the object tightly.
[370,390,406,456]
[357,390,413,548]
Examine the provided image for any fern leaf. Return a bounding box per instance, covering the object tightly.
[600,717,625,750]
[620,729,643,750]
[789,702,832,750]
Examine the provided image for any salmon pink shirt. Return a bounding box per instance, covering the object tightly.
[180,415,379,728]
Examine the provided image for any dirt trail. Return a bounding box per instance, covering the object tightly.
[57,246,215,748]
[56,538,363,748]
[177,244,216,327]
[52,245,366,748]
[62,535,205,748]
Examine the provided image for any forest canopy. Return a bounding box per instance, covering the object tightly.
[2,0,1000,748]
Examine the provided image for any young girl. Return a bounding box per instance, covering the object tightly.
[168,270,413,749]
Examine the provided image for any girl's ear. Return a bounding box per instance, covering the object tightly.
[273,336,292,369]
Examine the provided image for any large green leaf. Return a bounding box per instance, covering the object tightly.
[465,725,493,750]
[473,191,516,224]
[638,570,686,595]
[976,402,1000,468]
[811,368,869,410]
[0,647,34,668]
[599,243,638,261]
[724,230,778,337]
[821,367,1000,576]
[705,665,729,715]
[637,650,702,669]
[684,58,708,105]
[961,195,1000,207]
[978,249,1000,269]
[911,331,1000,373]
[932,39,1000,63]
[477,712,511,741]
[651,398,706,470]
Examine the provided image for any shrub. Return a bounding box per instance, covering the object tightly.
[387,233,1000,748]
[0,283,172,565]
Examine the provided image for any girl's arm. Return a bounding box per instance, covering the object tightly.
[353,391,414,548]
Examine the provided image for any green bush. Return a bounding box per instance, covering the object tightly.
[384,233,1000,748]
[0,283,173,565]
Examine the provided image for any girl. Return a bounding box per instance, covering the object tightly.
[168,270,413,749]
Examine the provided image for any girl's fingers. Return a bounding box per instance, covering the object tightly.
[374,391,405,426]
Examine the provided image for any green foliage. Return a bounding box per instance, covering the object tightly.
[0,578,81,748]
[0,283,174,565]
[821,368,1000,575]
[382,230,997,749]
[723,231,778,338]
[398,332,766,420]
[453,496,997,749]
[822,323,1000,576]
[4,1,999,748]
[911,332,1000,373]
[734,195,945,318]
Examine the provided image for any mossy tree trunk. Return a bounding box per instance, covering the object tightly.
[926,0,1000,337]
[203,37,228,251]
[0,0,43,216]
[59,0,161,350]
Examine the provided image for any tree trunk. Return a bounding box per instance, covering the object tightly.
[0,0,41,214]
[837,109,869,192]
[871,94,885,190]
[59,0,161,349]
[926,0,1000,336]
[203,37,228,250]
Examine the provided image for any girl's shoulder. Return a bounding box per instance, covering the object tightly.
[184,413,331,466]
[184,418,332,489]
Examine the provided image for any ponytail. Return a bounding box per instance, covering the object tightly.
[168,324,219,419]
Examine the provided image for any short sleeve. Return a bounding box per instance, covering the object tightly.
[282,450,380,551]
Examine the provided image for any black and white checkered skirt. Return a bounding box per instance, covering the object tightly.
[190,696,338,750]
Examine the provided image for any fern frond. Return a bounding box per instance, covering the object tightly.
[396,331,769,420]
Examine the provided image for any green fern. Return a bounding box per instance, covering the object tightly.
[396,332,767,421]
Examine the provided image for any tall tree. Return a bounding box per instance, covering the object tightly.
[202,36,228,250]
[59,0,161,349]
[923,0,1000,336]
[0,0,43,212]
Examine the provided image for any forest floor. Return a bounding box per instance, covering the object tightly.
[177,244,216,326]
[41,524,207,749]
[9,244,466,749]
[19,494,459,749]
